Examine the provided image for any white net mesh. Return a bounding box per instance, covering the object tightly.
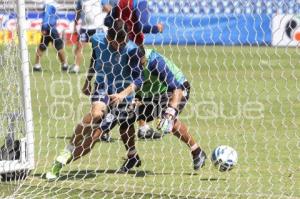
[0,0,299,198]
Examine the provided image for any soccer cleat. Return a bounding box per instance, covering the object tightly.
[46,161,62,180]
[56,150,72,165]
[192,148,207,170]
[33,64,42,72]
[117,154,142,173]
[61,63,69,72]
[138,128,162,139]
[68,65,80,73]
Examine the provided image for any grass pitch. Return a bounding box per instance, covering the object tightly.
[0,44,299,198]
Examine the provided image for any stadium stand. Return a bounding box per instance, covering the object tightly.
[0,0,299,14]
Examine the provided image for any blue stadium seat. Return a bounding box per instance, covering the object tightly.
[147,0,299,14]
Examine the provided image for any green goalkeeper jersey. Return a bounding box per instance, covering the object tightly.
[136,49,187,98]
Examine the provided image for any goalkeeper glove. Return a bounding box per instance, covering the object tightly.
[157,106,178,134]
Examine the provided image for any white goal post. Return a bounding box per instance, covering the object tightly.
[0,0,34,176]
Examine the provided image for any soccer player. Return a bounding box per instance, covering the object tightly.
[104,0,164,139]
[46,19,144,180]
[116,48,207,172]
[47,47,207,175]
[69,0,112,73]
[33,0,69,72]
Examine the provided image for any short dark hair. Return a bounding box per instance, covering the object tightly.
[107,19,127,42]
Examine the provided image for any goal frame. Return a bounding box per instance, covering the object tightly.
[0,0,34,175]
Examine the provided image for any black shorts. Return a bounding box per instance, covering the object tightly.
[136,81,191,122]
[39,28,63,51]
[92,83,137,132]
[99,103,137,133]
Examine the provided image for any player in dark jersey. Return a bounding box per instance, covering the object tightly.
[46,19,144,180]
[104,0,164,139]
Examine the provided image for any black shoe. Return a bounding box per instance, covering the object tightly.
[192,148,207,170]
[138,128,162,139]
[61,64,69,72]
[33,67,42,72]
[118,154,141,173]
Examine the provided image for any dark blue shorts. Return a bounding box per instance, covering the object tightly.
[39,28,63,51]
[92,84,136,132]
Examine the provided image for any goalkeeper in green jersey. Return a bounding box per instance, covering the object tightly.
[124,48,207,172]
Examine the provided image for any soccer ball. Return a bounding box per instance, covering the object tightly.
[211,145,238,172]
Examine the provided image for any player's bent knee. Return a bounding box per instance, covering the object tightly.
[38,44,47,51]
[91,101,107,121]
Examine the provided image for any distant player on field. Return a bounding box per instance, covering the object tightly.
[104,0,164,139]
[33,0,69,72]
[45,47,207,176]
[46,19,144,180]
[69,0,112,73]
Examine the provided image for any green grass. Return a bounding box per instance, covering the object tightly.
[0,44,300,198]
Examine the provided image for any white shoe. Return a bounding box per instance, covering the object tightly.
[46,171,58,181]
[33,64,42,72]
[45,161,63,181]
[69,65,80,73]
[56,150,72,165]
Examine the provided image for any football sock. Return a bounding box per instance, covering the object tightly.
[127,148,137,157]
[191,144,199,152]
[65,144,75,153]
[139,124,150,132]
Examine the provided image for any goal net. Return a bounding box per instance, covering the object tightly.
[0,0,299,198]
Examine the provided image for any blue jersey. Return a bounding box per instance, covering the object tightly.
[91,33,143,103]
[41,2,59,30]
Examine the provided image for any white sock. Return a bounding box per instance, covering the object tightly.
[62,63,68,68]
[65,144,75,153]
[127,149,137,157]
[191,144,199,152]
[34,64,41,69]
[139,124,150,132]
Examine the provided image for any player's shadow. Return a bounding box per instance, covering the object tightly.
[49,136,116,142]
[37,170,225,181]
[49,136,72,140]
[36,169,156,181]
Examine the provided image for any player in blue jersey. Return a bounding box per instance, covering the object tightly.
[105,0,164,139]
[46,19,144,180]
[33,0,69,72]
